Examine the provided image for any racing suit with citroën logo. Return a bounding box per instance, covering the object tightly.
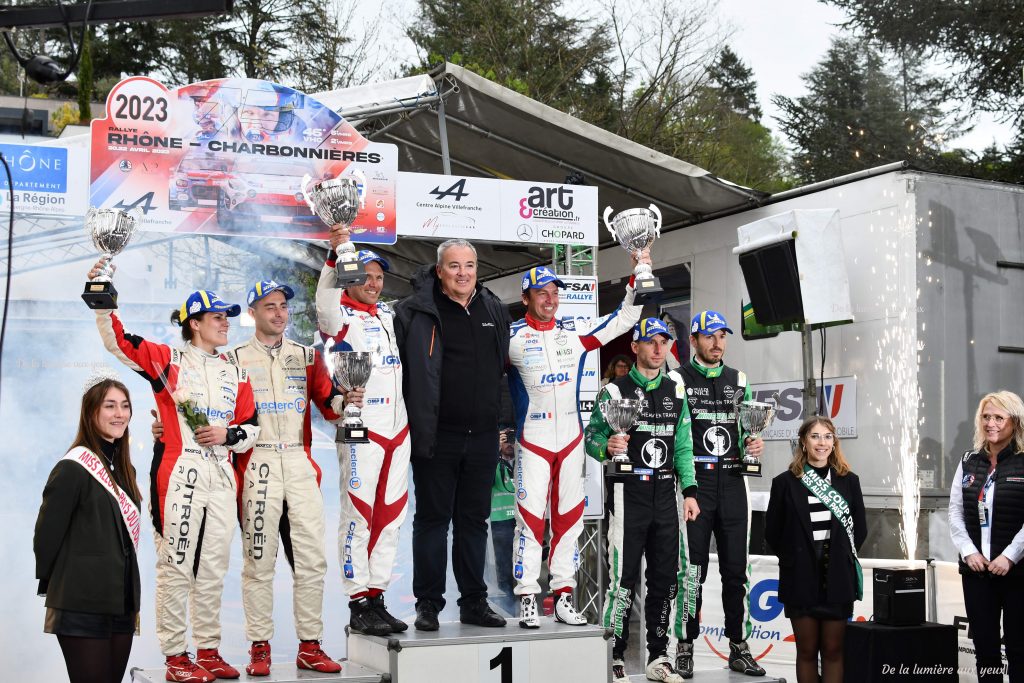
[674,357,754,644]
[95,310,259,656]
[585,366,697,664]
[316,259,409,600]
[225,337,344,644]
[507,282,640,596]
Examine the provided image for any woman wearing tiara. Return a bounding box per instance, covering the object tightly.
[34,372,142,683]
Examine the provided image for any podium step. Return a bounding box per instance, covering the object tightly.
[130,661,384,682]
[348,618,611,683]
[628,668,787,682]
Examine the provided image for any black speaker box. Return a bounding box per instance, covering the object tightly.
[873,567,925,626]
[737,240,804,325]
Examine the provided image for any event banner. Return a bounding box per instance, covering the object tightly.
[749,376,857,440]
[0,143,88,216]
[396,172,598,246]
[90,76,398,243]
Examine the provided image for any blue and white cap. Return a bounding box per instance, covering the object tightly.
[521,266,565,292]
[690,310,733,336]
[178,290,241,322]
[356,249,390,272]
[633,317,674,342]
[247,280,295,306]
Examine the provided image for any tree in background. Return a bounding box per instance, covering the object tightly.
[707,46,762,122]
[75,28,93,124]
[773,37,958,184]
[407,0,614,121]
[824,0,1024,127]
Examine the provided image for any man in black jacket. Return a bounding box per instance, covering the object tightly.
[394,238,511,631]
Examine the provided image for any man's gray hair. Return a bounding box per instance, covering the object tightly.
[436,238,477,265]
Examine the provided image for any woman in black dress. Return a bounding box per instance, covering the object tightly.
[34,374,142,683]
[765,416,866,683]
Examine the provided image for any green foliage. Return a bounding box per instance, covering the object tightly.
[49,102,80,135]
[76,29,93,124]
[773,37,956,184]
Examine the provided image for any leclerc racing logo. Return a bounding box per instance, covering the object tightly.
[256,398,307,414]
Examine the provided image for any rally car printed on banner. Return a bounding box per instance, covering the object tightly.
[90,76,398,243]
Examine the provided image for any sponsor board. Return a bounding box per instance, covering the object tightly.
[0,143,88,216]
[749,376,857,440]
[396,172,598,246]
[90,76,398,243]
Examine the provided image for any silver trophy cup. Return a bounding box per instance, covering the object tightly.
[601,397,644,474]
[326,347,374,443]
[734,392,778,477]
[81,207,141,310]
[603,204,663,304]
[303,169,367,286]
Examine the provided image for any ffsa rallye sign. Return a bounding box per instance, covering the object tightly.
[90,76,398,243]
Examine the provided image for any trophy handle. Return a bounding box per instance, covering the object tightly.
[648,203,662,238]
[349,168,367,209]
[602,206,617,240]
[300,173,316,212]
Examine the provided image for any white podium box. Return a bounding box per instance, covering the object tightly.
[347,618,612,683]
[130,661,384,682]
[628,668,788,682]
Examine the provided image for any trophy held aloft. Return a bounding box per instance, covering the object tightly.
[81,207,140,310]
[303,169,367,286]
[603,203,664,305]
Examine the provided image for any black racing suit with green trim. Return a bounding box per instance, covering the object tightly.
[585,366,696,662]
[675,357,754,644]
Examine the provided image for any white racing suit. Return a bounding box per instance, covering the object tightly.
[316,259,410,598]
[225,337,344,643]
[96,311,259,656]
[507,280,641,595]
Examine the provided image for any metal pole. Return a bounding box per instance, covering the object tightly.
[802,325,817,418]
[436,96,452,175]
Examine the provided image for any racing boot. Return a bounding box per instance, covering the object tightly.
[646,654,685,683]
[165,653,215,683]
[612,658,629,683]
[369,593,408,632]
[518,594,540,629]
[728,640,766,676]
[296,640,342,673]
[553,591,588,625]
[349,597,393,636]
[675,640,694,679]
[245,641,271,677]
[414,600,440,631]
[195,649,239,679]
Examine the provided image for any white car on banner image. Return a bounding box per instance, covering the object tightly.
[216,156,320,234]
[167,154,231,211]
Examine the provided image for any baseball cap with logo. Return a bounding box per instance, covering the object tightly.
[521,266,566,292]
[357,249,390,272]
[177,290,241,323]
[690,310,733,336]
[633,317,674,342]
[247,280,295,306]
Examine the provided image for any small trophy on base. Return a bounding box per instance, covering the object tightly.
[325,341,374,443]
[81,207,140,309]
[734,391,778,477]
[603,204,663,305]
[303,169,367,286]
[601,397,643,476]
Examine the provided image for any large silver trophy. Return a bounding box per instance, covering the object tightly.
[733,391,778,477]
[302,169,367,286]
[325,343,374,443]
[81,207,140,310]
[603,203,663,304]
[600,396,644,476]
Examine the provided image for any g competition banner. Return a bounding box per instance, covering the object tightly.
[90,76,397,243]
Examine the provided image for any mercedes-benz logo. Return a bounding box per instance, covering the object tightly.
[517,224,534,241]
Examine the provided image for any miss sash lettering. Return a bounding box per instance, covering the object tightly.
[801,464,862,599]
[62,448,141,550]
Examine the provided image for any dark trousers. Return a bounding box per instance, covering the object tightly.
[685,476,751,642]
[412,428,498,609]
[962,573,1024,682]
[490,518,516,597]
